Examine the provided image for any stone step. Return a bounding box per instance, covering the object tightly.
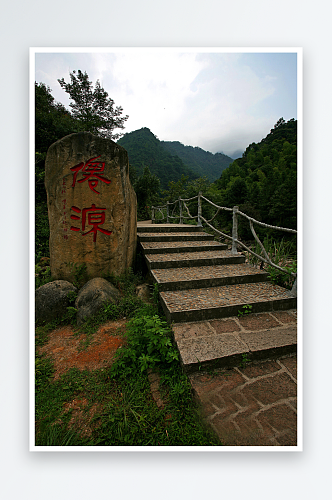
[140,240,228,254]
[136,222,297,373]
[159,281,296,324]
[145,249,245,270]
[137,223,204,233]
[138,231,214,243]
[151,263,269,292]
[172,310,297,373]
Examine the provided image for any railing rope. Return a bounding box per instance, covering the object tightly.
[237,210,297,234]
[201,216,296,278]
[150,194,297,294]
[201,195,232,212]
[197,191,203,227]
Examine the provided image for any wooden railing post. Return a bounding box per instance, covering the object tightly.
[179,197,183,224]
[151,207,155,224]
[166,201,169,223]
[232,205,239,254]
[197,191,203,227]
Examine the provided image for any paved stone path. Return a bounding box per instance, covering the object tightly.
[138,221,298,446]
[173,309,297,373]
[175,310,298,446]
[189,354,297,446]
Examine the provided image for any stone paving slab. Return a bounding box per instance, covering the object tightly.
[148,249,236,262]
[137,223,204,233]
[188,355,297,446]
[141,240,228,254]
[138,232,214,242]
[151,263,269,291]
[161,282,296,322]
[137,223,298,446]
[146,250,245,270]
[172,310,297,373]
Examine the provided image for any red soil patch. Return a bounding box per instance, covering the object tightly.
[38,320,127,380]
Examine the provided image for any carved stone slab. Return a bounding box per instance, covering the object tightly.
[45,132,137,282]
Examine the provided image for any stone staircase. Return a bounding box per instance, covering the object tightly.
[137,222,297,373]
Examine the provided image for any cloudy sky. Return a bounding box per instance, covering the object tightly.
[34,48,298,158]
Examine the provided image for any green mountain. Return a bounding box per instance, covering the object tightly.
[161,141,233,181]
[117,128,197,189]
[216,118,297,231]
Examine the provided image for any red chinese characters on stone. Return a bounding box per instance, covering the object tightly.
[70,204,112,242]
[62,178,68,240]
[70,156,111,194]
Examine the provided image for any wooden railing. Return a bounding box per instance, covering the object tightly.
[151,192,297,297]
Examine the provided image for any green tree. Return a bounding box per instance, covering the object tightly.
[223,176,248,207]
[35,82,80,156]
[134,166,161,220]
[273,117,286,130]
[35,82,82,260]
[163,175,189,202]
[58,70,128,140]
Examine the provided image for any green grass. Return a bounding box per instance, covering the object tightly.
[247,236,297,289]
[35,270,221,447]
[35,361,219,446]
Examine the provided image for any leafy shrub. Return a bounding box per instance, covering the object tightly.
[110,314,179,377]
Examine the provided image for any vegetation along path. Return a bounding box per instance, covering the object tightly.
[138,221,298,446]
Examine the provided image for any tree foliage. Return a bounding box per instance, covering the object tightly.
[35,82,82,259]
[161,140,233,181]
[134,165,161,220]
[158,118,297,241]
[35,82,80,156]
[214,118,297,239]
[58,70,128,140]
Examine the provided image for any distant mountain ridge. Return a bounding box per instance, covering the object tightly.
[117,128,197,189]
[161,140,233,181]
[117,127,234,189]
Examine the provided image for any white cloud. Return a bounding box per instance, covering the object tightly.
[34,50,296,157]
[106,52,207,134]
[155,53,278,154]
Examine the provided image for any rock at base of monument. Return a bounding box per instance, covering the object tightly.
[136,284,153,304]
[75,277,121,326]
[35,280,78,324]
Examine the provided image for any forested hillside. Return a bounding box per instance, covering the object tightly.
[161,141,233,181]
[117,128,197,189]
[215,118,297,232]
[158,118,297,241]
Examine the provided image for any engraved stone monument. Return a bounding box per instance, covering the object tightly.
[45,132,137,282]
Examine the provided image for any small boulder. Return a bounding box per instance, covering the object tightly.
[136,284,153,304]
[75,277,121,325]
[35,280,77,323]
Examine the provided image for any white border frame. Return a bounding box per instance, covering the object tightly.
[30,46,303,452]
